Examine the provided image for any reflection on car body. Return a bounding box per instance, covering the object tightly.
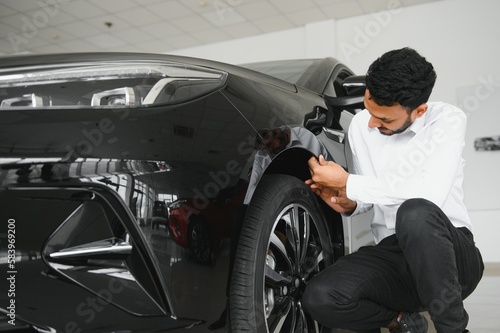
[168,178,248,265]
[245,125,332,204]
[0,53,365,332]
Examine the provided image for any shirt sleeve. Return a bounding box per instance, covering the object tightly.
[342,199,373,217]
[346,109,467,207]
[344,116,373,216]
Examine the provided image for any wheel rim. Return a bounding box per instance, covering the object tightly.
[263,203,328,333]
[191,223,210,262]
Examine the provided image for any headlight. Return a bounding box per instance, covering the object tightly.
[0,61,227,109]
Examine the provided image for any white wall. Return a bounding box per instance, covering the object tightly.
[171,0,500,262]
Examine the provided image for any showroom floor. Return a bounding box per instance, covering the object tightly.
[459,264,500,333]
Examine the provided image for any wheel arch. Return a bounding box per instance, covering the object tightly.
[261,147,345,259]
[263,147,314,183]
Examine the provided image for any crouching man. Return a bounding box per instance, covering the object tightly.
[303,47,484,333]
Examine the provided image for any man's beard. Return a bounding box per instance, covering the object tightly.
[378,115,413,136]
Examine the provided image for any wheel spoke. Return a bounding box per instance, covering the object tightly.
[265,263,292,287]
[283,204,313,274]
[292,205,302,269]
[301,244,324,278]
[278,300,297,332]
[282,210,296,261]
[268,299,320,333]
[296,302,308,333]
[299,210,311,268]
[268,299,292,333]
[284,205,301,268]
[269,232,292,269]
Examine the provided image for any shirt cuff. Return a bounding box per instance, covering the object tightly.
[346,174,362,202]
[345,174,373,216]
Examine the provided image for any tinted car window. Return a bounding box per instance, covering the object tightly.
[240,59,317,85]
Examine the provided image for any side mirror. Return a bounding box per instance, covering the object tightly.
[324,95,365,114]
[342,75,366,97]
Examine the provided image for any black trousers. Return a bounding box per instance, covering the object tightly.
[302,198,484,333]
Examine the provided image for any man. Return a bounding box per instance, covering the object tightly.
[302,47,484,333]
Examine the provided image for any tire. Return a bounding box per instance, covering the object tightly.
[188,217,212,265]
[229,175,334,333]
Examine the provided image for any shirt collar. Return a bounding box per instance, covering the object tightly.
[407,111,427,134]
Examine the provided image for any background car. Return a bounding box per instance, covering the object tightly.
[168,178,248,265]
[151,200,169,231]
[0,53,365,332]
[474,136,500,151]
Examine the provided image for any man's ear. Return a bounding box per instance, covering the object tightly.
[414,104,428,118]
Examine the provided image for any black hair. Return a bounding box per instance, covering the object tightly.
[365,47,437,112]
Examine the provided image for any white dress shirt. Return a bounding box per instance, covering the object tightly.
[346,102,472,244]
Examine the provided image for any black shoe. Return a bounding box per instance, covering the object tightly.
[389,312,428,333]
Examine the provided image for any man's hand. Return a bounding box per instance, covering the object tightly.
[306,155,356,214]
[305,180,357,213]
[308,155,349,191]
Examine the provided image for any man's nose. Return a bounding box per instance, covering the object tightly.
[368,116,381,128]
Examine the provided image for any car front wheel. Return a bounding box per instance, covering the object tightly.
[229,174,334,332]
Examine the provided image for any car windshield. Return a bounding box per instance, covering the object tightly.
[239,59,317,85]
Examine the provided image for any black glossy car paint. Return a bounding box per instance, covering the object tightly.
[0,53,360,332]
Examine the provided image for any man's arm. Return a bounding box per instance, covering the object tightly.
[347,111,467,207]
[308,110,467,208]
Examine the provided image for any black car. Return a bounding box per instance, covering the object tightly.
[474,136,500,151]
[0,53,365,332]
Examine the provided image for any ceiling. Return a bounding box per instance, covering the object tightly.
[0,0,443,56]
